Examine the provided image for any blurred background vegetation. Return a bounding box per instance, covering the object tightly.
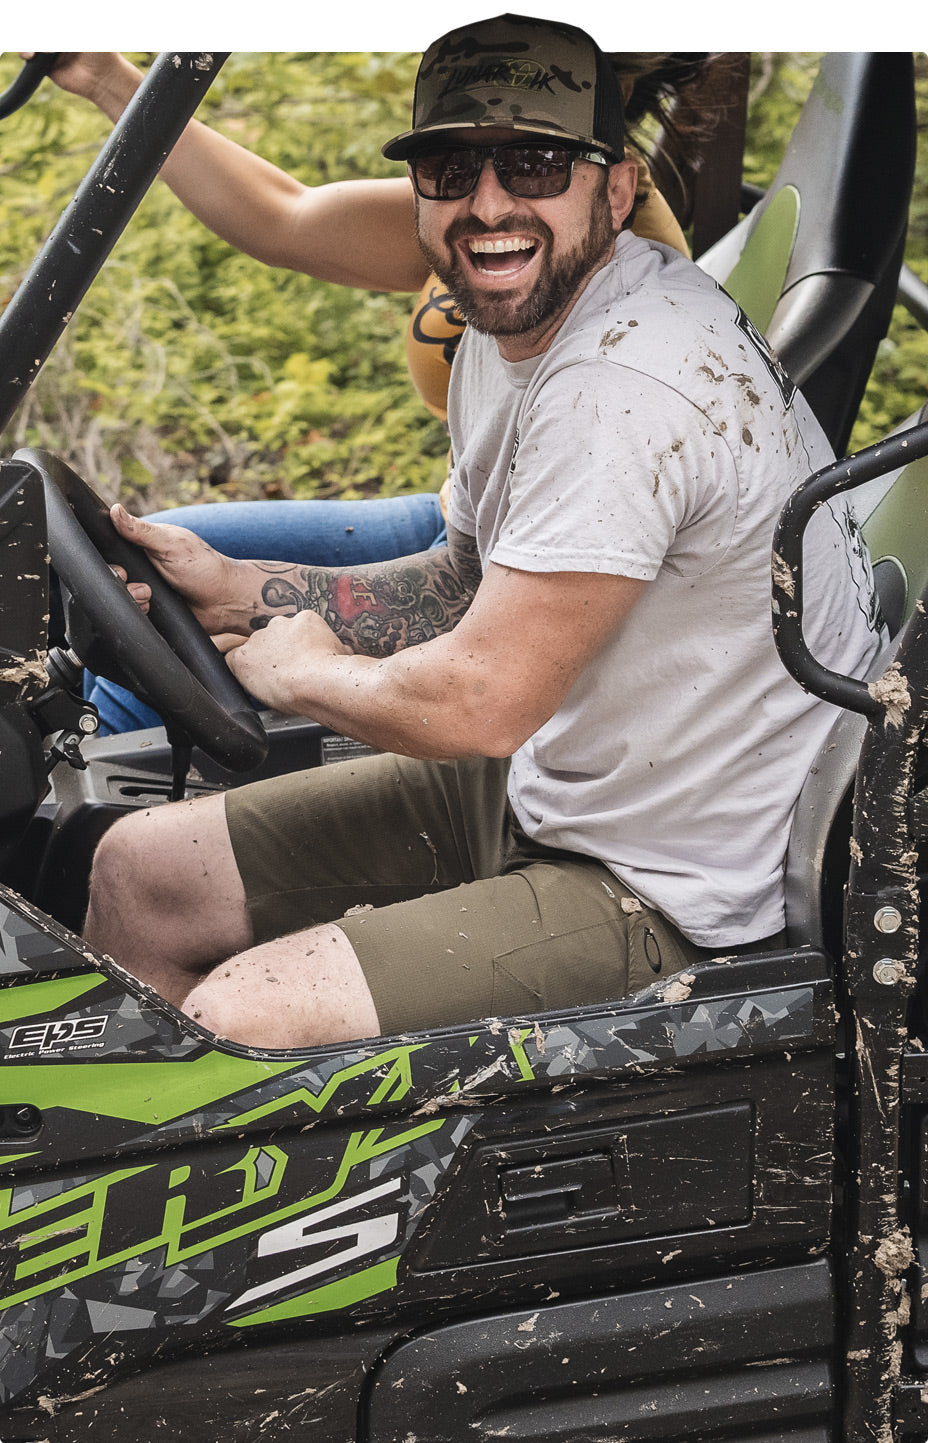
[0,50,925,515]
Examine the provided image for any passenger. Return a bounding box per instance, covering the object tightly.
[41,47,706,733]
[82,14,884,1048]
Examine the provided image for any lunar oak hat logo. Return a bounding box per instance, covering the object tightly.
[437,60,557,98]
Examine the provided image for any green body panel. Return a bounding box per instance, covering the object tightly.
[724,185,801,334]
[862,452,928,625]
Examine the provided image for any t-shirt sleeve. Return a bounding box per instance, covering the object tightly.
[447,462,477,537]
[488,361,737,581]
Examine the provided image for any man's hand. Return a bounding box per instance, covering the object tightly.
[225,612,352,715]
[109,504,254,638]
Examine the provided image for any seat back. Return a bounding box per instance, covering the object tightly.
[699,53,916,453]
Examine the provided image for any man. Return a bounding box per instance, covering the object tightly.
[36,48,699,736]
[85,14,883,1050]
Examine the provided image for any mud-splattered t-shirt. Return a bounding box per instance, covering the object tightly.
[447,231,883,946]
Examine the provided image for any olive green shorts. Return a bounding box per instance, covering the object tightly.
[224,752,710,1036]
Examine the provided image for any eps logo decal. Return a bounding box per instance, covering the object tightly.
[7,1015,108,1054]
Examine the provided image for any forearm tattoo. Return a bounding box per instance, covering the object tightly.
[249,527,483,658]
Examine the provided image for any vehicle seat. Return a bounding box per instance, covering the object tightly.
[784,404,928,949]
[697,53,916,454]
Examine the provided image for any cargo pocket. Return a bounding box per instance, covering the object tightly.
[491,919,629,1017]
[487,859,705,1019]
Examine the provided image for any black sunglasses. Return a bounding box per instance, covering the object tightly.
[409,141,610,201]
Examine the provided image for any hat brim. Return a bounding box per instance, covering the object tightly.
[382,118,611,162]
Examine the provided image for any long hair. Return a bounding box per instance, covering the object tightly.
[612,52,718,153]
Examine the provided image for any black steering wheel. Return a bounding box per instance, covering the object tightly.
[16,448,268,773]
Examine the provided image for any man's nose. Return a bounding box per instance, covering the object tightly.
[467,155,517,223]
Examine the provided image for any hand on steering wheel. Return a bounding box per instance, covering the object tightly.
[16,448,267,773]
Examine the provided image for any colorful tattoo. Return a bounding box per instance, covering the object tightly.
[249,527,482,657]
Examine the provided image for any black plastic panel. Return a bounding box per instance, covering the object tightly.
[408,1052,832,1295]
[907,1111,928,1353]
[365,1259,835,1442]
[420,1101,752,1266]
[1,1330,392,1442]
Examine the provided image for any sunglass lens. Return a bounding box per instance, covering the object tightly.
[413,144,576,200]
[501,147,571,197]
[414,150,479,199]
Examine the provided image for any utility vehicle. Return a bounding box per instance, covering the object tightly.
[0,48,928,1443]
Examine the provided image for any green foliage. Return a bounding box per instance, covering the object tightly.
[0,49,925,514]
[0,52,448,511]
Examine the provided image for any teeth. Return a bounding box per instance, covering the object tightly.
[469,237,535,254]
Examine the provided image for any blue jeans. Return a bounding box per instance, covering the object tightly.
[87,493,447,735]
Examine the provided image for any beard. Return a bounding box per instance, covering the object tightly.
[415,181,616,339]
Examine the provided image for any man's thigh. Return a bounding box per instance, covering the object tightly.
[224,751,513,943]
[339,857,706,1035]
[223,752,705,1037]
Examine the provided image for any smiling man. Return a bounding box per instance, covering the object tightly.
[84,14,884,1049]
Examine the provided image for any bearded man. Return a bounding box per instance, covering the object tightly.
[84,14,883,1048]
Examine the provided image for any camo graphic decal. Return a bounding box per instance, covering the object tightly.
[0,938,827,1174]
[0,1111,474,1405]
[0,885,831,1411]
[0,887,82,975]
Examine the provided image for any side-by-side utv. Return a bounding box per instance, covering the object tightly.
[1,49,928,1443]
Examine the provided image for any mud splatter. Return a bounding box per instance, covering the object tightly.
[772,551,796,598]
[660,972,696,1003]
[867,661,911,729]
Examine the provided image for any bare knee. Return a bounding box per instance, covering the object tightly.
[84,795,252,976]
[87,809,162,920]
[182,926,381,1050]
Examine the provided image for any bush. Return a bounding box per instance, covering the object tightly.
[0,52,449,511]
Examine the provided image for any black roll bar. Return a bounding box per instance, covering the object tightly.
[771,418,928,714]
[772,417,928,1443]
[0,51,229,437]
[0,54,60,121]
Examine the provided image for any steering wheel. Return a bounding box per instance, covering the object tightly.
[16,448,268,773]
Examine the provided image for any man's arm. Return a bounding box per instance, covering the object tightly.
[110,506,646,762]
[227,561,648,761]
[109,505,481,654]
[40,54,427,293]
[246,527,484,655]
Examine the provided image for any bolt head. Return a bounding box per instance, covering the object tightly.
[874,906,903,934]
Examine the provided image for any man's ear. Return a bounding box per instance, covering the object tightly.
[607,158,639,233]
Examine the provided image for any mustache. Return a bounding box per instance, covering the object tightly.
[440,214,553,248]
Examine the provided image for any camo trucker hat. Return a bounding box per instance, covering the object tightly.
[382,13,625,162]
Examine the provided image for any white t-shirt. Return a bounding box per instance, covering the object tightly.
[447,233,883,946]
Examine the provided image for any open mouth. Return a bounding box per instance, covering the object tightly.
[467,236,539,276]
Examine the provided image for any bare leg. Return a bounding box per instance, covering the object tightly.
[84,793,252,1007]
[183,924,381,1048]
[84,792,381,1047]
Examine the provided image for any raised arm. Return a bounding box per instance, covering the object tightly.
[42,53,427,292]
